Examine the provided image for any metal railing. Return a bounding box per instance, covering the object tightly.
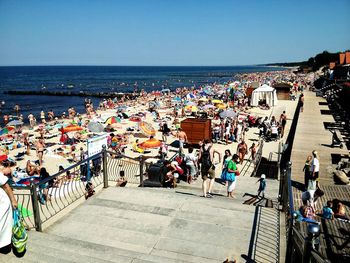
[240,139,264,177]
[106,151,143,185]
[12,146,146,231]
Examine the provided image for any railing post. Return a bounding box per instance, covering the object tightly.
[102,145,108,188]
[303,224,320,263]
[30,182,42,232]
[285,161,295,262]
[139,155,144,187]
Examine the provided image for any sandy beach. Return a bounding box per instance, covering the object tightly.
[0,69,313,186]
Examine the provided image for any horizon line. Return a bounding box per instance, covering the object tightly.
[0,64,290,67]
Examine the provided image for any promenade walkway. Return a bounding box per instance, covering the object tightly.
[291,90,348,186]
[290,90,350,261]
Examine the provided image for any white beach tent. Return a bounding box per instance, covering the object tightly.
[250,84,278,107]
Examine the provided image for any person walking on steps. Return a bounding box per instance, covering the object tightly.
[198,139,221,198]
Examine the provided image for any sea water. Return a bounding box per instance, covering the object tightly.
[0,65,284,122]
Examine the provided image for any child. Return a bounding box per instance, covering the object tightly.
[257,174,266,198]
[116,171,128,187]
[321,200,334,219]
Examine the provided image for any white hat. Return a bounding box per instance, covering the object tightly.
[261,174,266,179]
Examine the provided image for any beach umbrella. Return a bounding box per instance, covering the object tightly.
[87,122,104,133]
[7,120,23,126]
[216,103,227,110]
[185,101,197,106]
[139,138,162,149]
[198,97,208,102]
[186,93,196,100]
[105,116,121,125]
[173,97,181,102]
[139,121,156,136]
[0,126,15,136]
[0,155,8,161]
[203,104,216,110]
[220,110,238,119]
[185,105,198,112]
[212,99,223,104]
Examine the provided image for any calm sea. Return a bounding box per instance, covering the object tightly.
[0,66,284,123]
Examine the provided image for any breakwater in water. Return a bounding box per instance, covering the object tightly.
[5,90,135,99]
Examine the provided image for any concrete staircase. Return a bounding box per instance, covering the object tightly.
[1,176,281,263]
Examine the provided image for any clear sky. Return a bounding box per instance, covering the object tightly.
[0,0,349,66]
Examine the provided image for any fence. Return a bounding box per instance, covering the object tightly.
[240,139,264,177]
[12,147,144,231]
[279,162,330,263]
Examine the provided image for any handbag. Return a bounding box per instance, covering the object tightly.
[12,209,28,254]
[226,172,236,182]
[221,169,227,181]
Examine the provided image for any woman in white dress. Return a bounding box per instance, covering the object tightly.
[0,171,18,252]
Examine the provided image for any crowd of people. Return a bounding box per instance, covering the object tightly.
[1,68,347,256]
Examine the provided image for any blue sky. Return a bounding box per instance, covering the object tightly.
[0,0,349,66]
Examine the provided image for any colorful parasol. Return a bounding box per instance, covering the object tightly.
[220,110,238,119]
[87,122,104,133]
[105,116,121,125]
[139,121,156,136]
[216,103,227,109]
[7,120,23,127]
[185,101,197,106]
[185,105,198,112]
[212,99,223,104]
[0,155,8,161]
[0,126,15,136]
[139,138,162,149]
[203,104,216,109]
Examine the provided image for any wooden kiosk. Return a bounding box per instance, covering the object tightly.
[180,118,212,145]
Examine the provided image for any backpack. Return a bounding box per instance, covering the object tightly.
[201,145,212,168]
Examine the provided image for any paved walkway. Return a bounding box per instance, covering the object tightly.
[291,90,349,186]
[1,176,280,263]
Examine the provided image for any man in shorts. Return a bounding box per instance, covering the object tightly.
[198,139,221,198]
[177,128,188,155]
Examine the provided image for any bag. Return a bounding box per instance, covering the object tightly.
[12,209,28,254]
[221,169,227,181]
[175,165,184,175]
[201,145,212,168]
[226,172,236,182]
[307,180,316,191]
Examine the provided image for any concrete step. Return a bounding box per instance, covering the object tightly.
[0,231,202,263]
[1,180,280,263]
